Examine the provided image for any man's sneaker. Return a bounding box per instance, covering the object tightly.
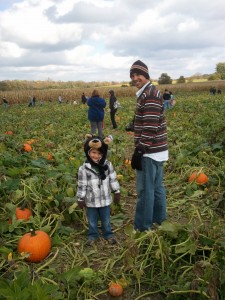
[86,239,96,246]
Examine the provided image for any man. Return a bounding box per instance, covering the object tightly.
[130,60,168,232]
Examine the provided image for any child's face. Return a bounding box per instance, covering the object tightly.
[89,149,102,163]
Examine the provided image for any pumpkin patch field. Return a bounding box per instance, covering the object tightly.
[0,91,225,299]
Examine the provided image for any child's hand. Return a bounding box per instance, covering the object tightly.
[78,199,86,209]
[114,192,120,204]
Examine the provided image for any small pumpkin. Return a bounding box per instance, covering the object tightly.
[108,282,123,297]
[16,207,32,221]
[47,153,53,160]
[23,143,32,152]
[117,174,123,181]
[189,172,208,185]
[5,131,13,135]
[18,229,51,262]
[124,159,131,165]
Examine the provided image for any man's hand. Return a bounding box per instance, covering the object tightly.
[131,147,144,170]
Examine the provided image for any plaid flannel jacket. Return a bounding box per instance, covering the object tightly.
[76,160,120,207]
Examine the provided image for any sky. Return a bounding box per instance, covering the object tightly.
[0,0,225,82]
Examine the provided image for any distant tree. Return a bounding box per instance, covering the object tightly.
[192,72,202,79]
[177,76,186,83]
[216,62,225,80]
[208,73,221,81]
[158,73,172,85]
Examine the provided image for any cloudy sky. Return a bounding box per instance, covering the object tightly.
[0,0,225,82]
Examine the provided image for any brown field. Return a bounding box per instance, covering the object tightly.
[1,80,225,104]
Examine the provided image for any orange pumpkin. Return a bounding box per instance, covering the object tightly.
[189,172,208,185]
[23,143,32,152]
[5,131,13,135]
[16,207,32,221]
[18,229,51,262]
[47,153,53,160]
[124,159,131,165]
[108,282,123,297]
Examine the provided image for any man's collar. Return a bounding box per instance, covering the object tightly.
[136,81,151,97]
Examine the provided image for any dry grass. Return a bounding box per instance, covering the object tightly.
[1,80,225,104]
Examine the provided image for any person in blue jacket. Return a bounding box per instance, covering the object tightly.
[87,89,106,137]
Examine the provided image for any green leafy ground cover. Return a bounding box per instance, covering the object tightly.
[0,92,225,299]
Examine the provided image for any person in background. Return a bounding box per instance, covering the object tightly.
[58,95,62,104]
[2,96,9,109]
[28,96,33,107]
[81,92,87,104]
[109,90,118,129]
[87,89,106,137]
[129,59,168,232]
[209,87,214,95]
[77,134,120,245]
[217,89,222,94]
[169,91,175,107]
[163,89,171,111]
[32,96,36,106]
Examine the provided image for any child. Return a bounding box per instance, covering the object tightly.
[76,134,120,245]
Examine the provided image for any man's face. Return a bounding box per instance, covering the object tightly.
[131,73,149,89]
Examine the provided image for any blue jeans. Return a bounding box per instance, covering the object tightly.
[164,100,171,111]
[86,206,114,240]
[134,157,167,231]
[90,121,103,137]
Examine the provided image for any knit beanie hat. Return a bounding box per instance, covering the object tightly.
[84,134,113,180]
[130,60,150,79]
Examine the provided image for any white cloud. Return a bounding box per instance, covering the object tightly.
[0,0,225,81]
[0,41,26,57]
[178,18,199,32]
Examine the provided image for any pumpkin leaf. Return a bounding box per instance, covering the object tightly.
[124,224,135,237]
[40,225,52,233]
[159,220,183,238]
[59,267,81,283]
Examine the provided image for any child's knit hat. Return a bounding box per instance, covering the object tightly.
[84,134,113,179]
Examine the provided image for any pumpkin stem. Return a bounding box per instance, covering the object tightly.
[30,229,36,236]
[20,201,28,210]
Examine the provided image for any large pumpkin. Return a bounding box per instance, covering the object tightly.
[16,207,32,221]
[108,282,123,297]
[189,172,208,185]
[18,229,51,262]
